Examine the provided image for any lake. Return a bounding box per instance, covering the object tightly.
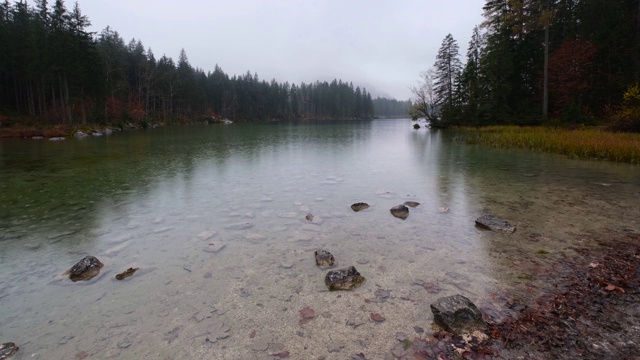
[1,119,639,359]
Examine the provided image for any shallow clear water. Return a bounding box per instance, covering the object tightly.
[1,119,639,359]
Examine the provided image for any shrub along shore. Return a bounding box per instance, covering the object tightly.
[457,126,640,164]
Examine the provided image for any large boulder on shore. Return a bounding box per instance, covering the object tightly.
[475,214,516,233]
[430,294,486,335]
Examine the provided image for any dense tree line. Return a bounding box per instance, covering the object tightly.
[412,0,640,130]
[0,1,374,126]
[372,97,411,117]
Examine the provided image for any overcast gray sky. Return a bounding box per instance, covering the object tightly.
[73,0,485,100]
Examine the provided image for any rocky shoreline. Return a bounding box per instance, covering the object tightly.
[385,234,640,359]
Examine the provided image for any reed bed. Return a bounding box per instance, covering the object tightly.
[460,126,640,164]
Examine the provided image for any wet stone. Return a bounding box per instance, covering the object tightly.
[325,266,365,291]
[351,203,370,212]
[403,201,421,208]
[390,205,409,219]
[315,250,335,269]
[430,294,486,335]
[0,342,19,359]
[64,256,104,281]
[475,215,516,233]
[203,242,226,253]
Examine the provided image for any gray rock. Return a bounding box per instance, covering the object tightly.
[0,342,19,359]
[403,201,420,208]
[325,266,365,291]
[390,205,409,219]
[430,294,486,335]
[475,215,516,233]
[203,242,226,253]
[315,250,335,269]
[351,203,370,212]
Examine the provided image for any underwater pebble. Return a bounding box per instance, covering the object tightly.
[224,222,253,230]
[203,242,226,253]
[197,230,217,240]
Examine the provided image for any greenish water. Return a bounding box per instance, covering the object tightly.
[0,119,639,359]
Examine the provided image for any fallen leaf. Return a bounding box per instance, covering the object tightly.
[299,306,316,325]
[370,313,386,322]
[605,284,616,291]
[299,306,315,319]
[249,330,256,339]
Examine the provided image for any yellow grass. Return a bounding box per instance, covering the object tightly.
[460,126,640,164]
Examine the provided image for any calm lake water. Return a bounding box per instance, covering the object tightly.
[1,119,639,359]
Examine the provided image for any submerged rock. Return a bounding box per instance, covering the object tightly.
[475,215,516,233]
[350,203,370,212]
[0,343,19,360]
[203,242,226,253]
[430,294,486,335]
[115,267,139,280]
[63,256,104,282]
[403,201,421,208]
[315,250,335,269]
[325,266,365,291]
[390,205,409,219]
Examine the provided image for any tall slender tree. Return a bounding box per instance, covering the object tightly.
[433,34,462,127]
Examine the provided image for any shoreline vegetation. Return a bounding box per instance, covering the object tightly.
[455,126,640,164]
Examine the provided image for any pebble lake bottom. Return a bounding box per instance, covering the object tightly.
[0,119,639,359]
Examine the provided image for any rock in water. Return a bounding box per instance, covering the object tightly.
[115,267,139,280]
[475,215,516,233]
[390,205,409,219]
[403,201,420,208]
[430,295,486,334]
[0,343,19,360]
[413,123,421,129]
[315,250,335,269]
[351,203,370,212]
[63,256,104,281]
[325,266,365,291]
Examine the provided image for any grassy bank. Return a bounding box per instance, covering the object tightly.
[458,126,640,164]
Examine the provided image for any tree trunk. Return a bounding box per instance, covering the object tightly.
[543,0,550,122]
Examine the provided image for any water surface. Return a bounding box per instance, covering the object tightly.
[1,119,639,359]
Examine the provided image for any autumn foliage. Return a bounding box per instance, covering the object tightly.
[548,40,597,118]
[607,83,640,132]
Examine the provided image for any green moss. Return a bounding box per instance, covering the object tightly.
[537,250,549,255]
[403,338,413,350]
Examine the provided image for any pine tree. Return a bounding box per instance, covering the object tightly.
[433,34,462,127]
